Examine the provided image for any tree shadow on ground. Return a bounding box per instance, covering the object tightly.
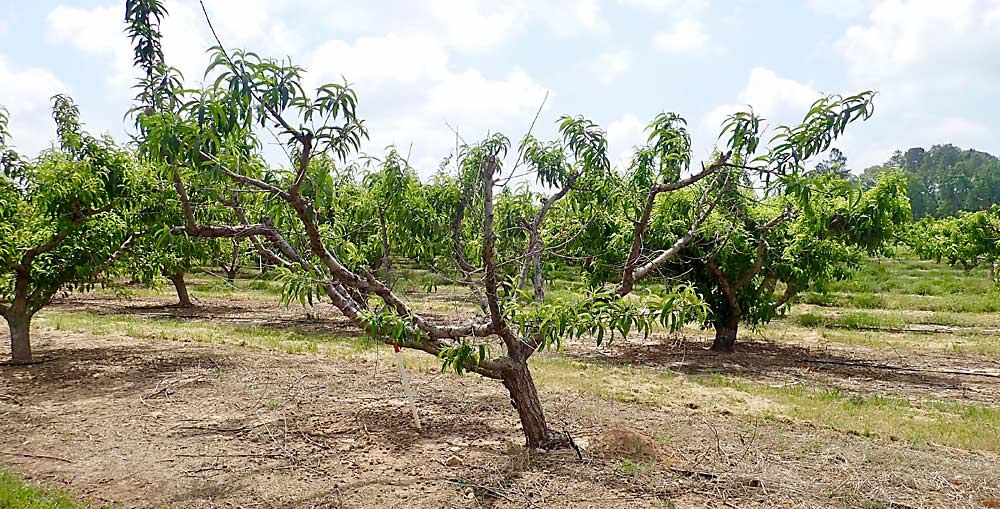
[566,334,1000,404]
[48,295,363,336]
[0,343,235,403]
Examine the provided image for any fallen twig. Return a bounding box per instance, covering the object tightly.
[669,467,764,488]
[0,450,72,463]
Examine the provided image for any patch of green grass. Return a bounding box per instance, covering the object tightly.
[793,311,905,330]
[692,374,1000,451]
[0,471,82,509]
[800,291,1000,313]
[39,311,375,357]
[824,255,997,298]
[817,328,1000,356]
[616,459,651,476]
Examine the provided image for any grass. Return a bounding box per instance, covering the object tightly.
[692,374,1000,452]
[793,310,906,330]
[38,312,377,358]
[800,291,1000,314]
[0,471,83,509]
[816,328,1000,356]
[615,459,651,477]
[785,253,1000,358]
[801,255,1000,314]
[824,256,997,296]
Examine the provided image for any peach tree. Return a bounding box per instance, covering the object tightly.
[0,97,135,363]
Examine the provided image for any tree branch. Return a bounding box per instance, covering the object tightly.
[769,280,797,311]
[626,170,731,288]
[733,204,795,291]
[520,173,576,301]
[619,153,732,295]
[480,156,518,352]
[19,202,115,270]
[707,258,741,320]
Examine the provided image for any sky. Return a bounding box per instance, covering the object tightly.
[1,0,999,178]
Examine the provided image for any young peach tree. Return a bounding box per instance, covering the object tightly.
[573,96,910,351]
[0,97,134,363]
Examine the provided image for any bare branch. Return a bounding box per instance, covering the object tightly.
[201,150,290,200]
[480,156,517,351]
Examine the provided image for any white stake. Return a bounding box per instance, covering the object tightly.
[394,345,422,429]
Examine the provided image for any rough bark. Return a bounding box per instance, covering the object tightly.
[532,244,545,301]
[167,272,193,307]
[501,360,562,449]
[711,319,739,353]
[7,307,32,364]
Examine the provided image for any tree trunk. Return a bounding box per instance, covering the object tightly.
[532,245,544,301]
[710,320,739,353]
[502,360,562,449]
[7,308,32,364]
[379,212,392,288]
[225,239,240,283]
[167,272,193,307]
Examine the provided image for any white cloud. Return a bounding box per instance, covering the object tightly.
[46,4,133,86]
[828,0,1000,167]
[618,0,710,12]
[590,50,632,84]
[0,56,70,156]
[836,0,1000,86]
[425,0,522,51]
[45,1,211,89]
[807,0,876,18]
[606,113,646,169]
[559,0,605,33]
[704,67,821,132]
[653,19,709,53]
[309,32,450,87]
[421,0,605,51]
[425,69,550,122]
[159,2,214,84]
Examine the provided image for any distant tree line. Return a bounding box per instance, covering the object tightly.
[856,145,1000,219]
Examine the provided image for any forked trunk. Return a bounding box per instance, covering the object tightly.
[502,360,562,449]
[711,320,739,353]
[167,272,193,307]
[7,308,32,364]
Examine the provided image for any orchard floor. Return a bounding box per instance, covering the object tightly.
[2,293,1000,508]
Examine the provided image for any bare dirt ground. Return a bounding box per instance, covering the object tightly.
[2,294,999,508]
